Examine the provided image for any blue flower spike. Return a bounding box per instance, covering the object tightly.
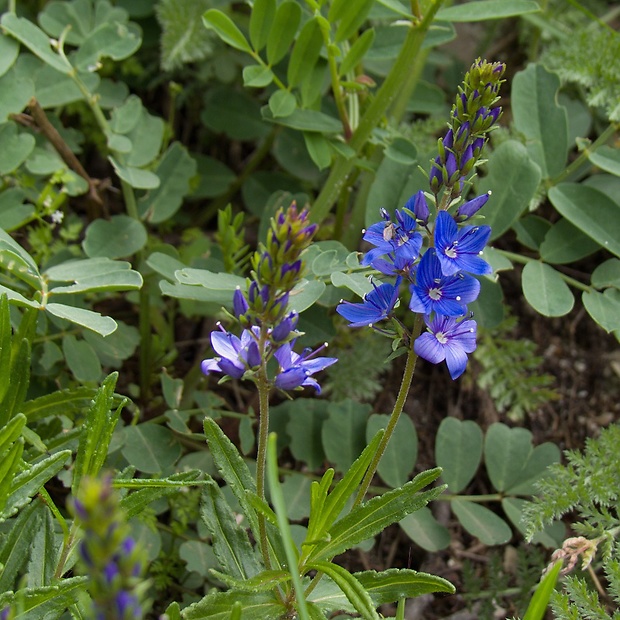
[409,249,480,316]
[274,342,337,394]
[434,211,492,276]
[336,277,402,327]
[414,314,477,379]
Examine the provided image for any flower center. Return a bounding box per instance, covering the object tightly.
[444,245,458,259]
[429,287,442,301]
[435,331,448,345]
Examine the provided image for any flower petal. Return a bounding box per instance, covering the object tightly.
[414,332,446,364]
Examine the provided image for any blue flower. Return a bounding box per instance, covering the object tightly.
[409,250,480,316]
[434,211,491,276]
[336,277,402,327]
[274,342,337,394]
[361,209,422,271]
[201,325,262,379]
[414,314,477,379]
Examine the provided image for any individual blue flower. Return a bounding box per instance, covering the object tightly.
[409,250,480,316]
[336,277,402,327]
[414,314,477,379]
[273,342,337,394]
[361,210,422,270]
[201,325,261,379]
[434,211,491,276]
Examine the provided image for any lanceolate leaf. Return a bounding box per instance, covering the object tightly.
[305,561,379,620]
[182,589,286,620]
[451,499,512,545]
[249,0,276,52]
[307,469,444,561]
[45,303,118,336]
[437,0,540,22]
[354,568,455,604]
[201,480,262,580]
[266,1,301,66]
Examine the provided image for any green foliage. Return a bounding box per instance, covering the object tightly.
[542,25,620,121]
[474,316,559,421]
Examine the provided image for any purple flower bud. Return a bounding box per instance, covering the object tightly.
[472,137,485,158]
[233,288,249,319]
[115,591,141,618]
[459,144,474,176]
[79,542,93,567]
[1,608,10,620]
[405,190,430,225]
[104,561,120,585]
[272,312,299,342]
[430,157,443,193]
[442,129,454,150]
[456,192,491,220]
[455,122,469,148]
[121,537,136,555]
[72,499,88,520]
[445,152,458,183]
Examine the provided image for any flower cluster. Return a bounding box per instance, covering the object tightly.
[70,476,146,620]
[202,204,337,393]
[337,59,504,379]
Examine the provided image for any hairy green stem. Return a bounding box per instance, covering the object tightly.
[310,0,444,224]
[354,314,424,507]
[255,328,273,569]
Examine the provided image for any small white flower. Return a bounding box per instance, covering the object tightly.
[51,210,64,225]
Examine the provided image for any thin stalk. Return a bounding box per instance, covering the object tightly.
[310,0,444,224]
[549,122,618,187]
[354,314,424,507]
[497,249,591,292]
[255,328,273,569]
[322,27,352,139]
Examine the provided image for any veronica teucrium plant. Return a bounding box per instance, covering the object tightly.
[337,59,505,502]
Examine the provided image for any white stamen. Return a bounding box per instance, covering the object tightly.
[435,331,448,344]
[456,296,461,301]
[429,288,442,301]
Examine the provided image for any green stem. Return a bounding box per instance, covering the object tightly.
[548,122,618,187]
[322,28,352,139]
[497,249,591,292]
[310,0,444,224]
[354,314,424,507]
[255,329,273,569]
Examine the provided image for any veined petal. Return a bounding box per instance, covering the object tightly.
[336,302,384,327]
[299,356,338,374]
[201,359,222,375]
[444,344,469,379]
[210,330,241,359]
[274,367,307,390]
[414,332,446,364]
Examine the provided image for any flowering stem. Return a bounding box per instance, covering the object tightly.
[255,330,273,569]
[353,314,423,507]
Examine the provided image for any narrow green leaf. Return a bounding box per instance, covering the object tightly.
[329,0,375,42]
[306,561,379,619]
[0,13,72,74]
[0,439,24,514]
[521,261,574,317]
[46,303,117,336]
[435,418,483,493]
[49,268,143,295]
[288,17,324,88]
[522,561,562,620]
[1,337,30,429]
[249,0,276,52]
[182,589,285,620]
[451,499,512,545]
[201,479,262,580]
[203,418,259,534]
[21,386,99,423]
[308,431,383,545]
[1,450,71,520]
[211,568,290,593]
[355,567,455,604]
[0,413,26,454]
[202,9,252,53]
[339,28,375,76]
[309,469,444,561]
[26,504,56,588]
[512,63,568,178]
[266,1,302,65]
[437,0,540,21]
[0,500,39,592]
[549,183,620,258]
[262,106,342,133]
[72,373,124,495]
